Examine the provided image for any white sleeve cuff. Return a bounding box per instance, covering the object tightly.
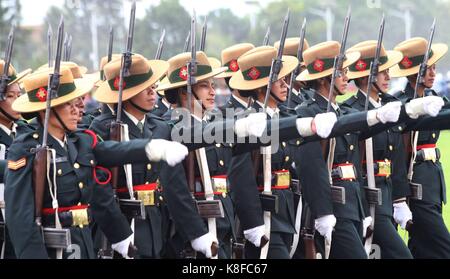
[367,110,380,127]
[296,117,314,137]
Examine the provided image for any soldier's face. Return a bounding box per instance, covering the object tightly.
[74,97,85,121]
[0,83,22,121]
[376,69,390,93]
[51,99,80,131]
[335,68,349,95]
[130,85,157,111]
[193,79,215,110]
[424,64,436,88]
[271,77,288,102]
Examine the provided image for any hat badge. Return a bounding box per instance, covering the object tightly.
[36,87,48,102]
[355,59,368,71]
[229,60,239,72]
[113,76,126,90]
[401,56,413,69]
[179,66,188,81]
[313,59,325,72]
[247,67,261,80]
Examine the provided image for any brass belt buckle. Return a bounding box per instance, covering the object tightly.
[377,160,391,177]
[422,148,437,162]
[274,170,291,187]
[137,190,155,206]
[71,208,89,228]
[212,177,228,198]
[340,165,356,180]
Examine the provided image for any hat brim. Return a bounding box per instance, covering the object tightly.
[94,60,169,104]
[157,67,228,92]
[8,68,32,85]
[229,56,298,91]
[297,52,361,82]
[347,51,404,80]
[12,78,95,113]
[390,44,448,78]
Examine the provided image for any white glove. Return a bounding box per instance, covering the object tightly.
[243,225,266,247]
[234,112,267,138]
[393,202,413,229]
[111,234,133,259]
[368,101,402,125]
[190,233,218,258]
[315,214,336,242]
[405,96,444,119]
[362,216,373,238]
[313,112,337,138]
[145,139,188,167]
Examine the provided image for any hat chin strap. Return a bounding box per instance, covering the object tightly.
[0,106,19,122]
[129,99,152,113]
[191,90,207,112]
[269,90,285,104]
[52,108,71,133]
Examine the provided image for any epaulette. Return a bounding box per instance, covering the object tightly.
[391,90,404,99]
[147,113,165,122]
[95,110,115,122]
[341,95,358,107]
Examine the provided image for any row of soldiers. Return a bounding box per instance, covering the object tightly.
[1,9,450,259]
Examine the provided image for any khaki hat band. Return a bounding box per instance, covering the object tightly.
[399,50,433,69]
[307,57,337,74]
[224,59,240,73]
[168,64,212,83]
[349,56,388,72]
[107,69,153,91]
[242,66,271,81]
[28,82,76,102]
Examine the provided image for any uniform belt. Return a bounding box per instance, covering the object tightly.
[416,144,440,162]
[42,204,91,228]
[258,170,291,191]
[194,175,229,198]
[116,183,159,206]
[363,160,392,177]
[332,163,357,181]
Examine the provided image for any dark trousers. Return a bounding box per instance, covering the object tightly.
[408,200,450,259]
[372,214,413,259]
[329,218,367,259]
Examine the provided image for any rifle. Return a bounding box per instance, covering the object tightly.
[263,26,271,46]
[259,10,290,260]
[0,25,15,101]
[406,20,436,206]
[287,18,307,108]
[301,205,317,259]
[63,32,68,61]
[97,25,116,260]
[155,29,166,60]
[32,17,71,256]
[362,15,385,257]
[321,6,352,259]
[200,16,207,51]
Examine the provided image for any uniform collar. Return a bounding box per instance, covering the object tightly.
[231,94,248,108]
[255,100,279,118]
[359,90,382,108]
[123,109,146,127]
[315,93,340,112]
[0,122,17,137]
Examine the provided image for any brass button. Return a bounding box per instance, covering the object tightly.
[90,160,94,165]
[145,181,150,185]
[216,144,221,148]
[78,182,84,189]
[77,202,81,206]
[147,164,152,170]
[285,156,290,162]
[389,145,393,151]
[296,140,301,145]
[219,160,224,166]
[349,145,354,151]
[398,126,403,131]
[74,163,80,169]
[432,133,436,139]
[222,192,227,198]
[32,133,39,139]
[57,169,62,175]
[282,142,286,147]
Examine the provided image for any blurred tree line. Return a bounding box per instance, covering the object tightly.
[1,0,450,74]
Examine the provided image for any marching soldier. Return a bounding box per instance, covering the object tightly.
[157,51,236,258]
[4,66,188,258]
[295,41,403,259]
[0,61,32,259]
[344,41,414,258]
[391,37,450,258]
[227,46,339,258]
